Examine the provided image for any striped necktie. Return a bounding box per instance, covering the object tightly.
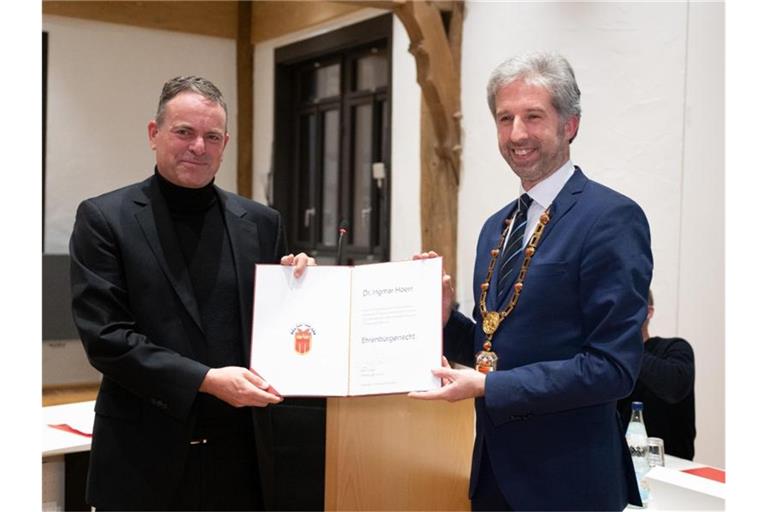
[497,193,532,304]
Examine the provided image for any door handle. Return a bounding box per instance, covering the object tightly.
[304,207,316,228]
[361,207,372,226]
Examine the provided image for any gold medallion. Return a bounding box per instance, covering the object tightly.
[475,350,499,374]
[476,206,552,374]
[482,311,501,335]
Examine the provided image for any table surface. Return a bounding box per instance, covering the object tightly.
[43,400,95,457]
[41,400,717,473]
[662,454,706,471]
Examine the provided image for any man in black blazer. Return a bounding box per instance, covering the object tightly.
[70,76,312,510]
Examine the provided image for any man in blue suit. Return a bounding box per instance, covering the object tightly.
[411,53,652,510]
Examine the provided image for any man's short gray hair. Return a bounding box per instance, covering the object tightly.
[155,76,228,128]
[486,52,581,121]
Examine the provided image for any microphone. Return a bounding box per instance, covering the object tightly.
[336,220,349,265]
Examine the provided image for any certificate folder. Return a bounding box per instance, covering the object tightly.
[250,258,443,397]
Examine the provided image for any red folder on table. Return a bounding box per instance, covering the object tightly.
[681,467,725,483]
[48,423,92,438]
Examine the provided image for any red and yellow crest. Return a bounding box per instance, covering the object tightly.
[294,328,312,354]
[291,323,316,355]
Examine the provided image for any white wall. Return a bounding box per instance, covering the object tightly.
[677,1,725,469]
[43,15,238,253]
[458,1,723,467]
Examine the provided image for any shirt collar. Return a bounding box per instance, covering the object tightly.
[522,160,575,210]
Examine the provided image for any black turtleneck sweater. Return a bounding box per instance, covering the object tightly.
[155,171,251,436]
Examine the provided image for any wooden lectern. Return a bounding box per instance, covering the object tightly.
[325,395,474,510]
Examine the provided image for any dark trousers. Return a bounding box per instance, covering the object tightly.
[472,445,511,511]
[169,431,264,511]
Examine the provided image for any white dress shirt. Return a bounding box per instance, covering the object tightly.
[503,161,575,251]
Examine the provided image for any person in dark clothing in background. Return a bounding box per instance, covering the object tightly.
[619,289,696,460]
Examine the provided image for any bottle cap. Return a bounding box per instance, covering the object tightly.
[631,401,643,411]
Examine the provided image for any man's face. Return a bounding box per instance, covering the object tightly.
[494,80,579,190]
[148,92,229,189]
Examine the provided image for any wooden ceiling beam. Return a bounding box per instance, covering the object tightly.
[337,1,453,14]
[43,1,239,39]
[333,0,406,10]
[250,1,366,44]
[432,1,460,13]
[394,0,462,181]
[43,1,369,45]
[236,1,254,199]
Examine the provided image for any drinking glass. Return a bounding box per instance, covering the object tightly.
[647,437,665,467]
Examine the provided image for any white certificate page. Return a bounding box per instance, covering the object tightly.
[348,258,443,395]
[250,265,352,396]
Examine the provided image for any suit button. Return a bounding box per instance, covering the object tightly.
[150,398,167,409]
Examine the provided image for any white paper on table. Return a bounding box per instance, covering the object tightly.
[249,258,442,396]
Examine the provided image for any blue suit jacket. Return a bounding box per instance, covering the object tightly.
[445,168,652,510]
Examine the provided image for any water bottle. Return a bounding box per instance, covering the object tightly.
[626,401,651,506]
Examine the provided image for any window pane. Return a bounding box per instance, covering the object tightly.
[355,53,387,91]
[298,114,316,243]
[300,63,341,101]
[373,99,388,247]
[316,63,340,99]
[299,68,315,102]
[380,100,389,153]
[353,104,373,247]
[321,110,340,246]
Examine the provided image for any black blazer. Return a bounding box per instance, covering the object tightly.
[70,176,286,510]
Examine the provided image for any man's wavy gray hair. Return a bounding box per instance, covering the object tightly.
[486,52,581,121]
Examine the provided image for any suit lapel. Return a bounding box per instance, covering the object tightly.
[133,178,204,333]
[488,168,589,310]
[535,167,588,249]
[218,189,262,362]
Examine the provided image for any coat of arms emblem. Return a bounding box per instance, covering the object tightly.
[291,324,315,355]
